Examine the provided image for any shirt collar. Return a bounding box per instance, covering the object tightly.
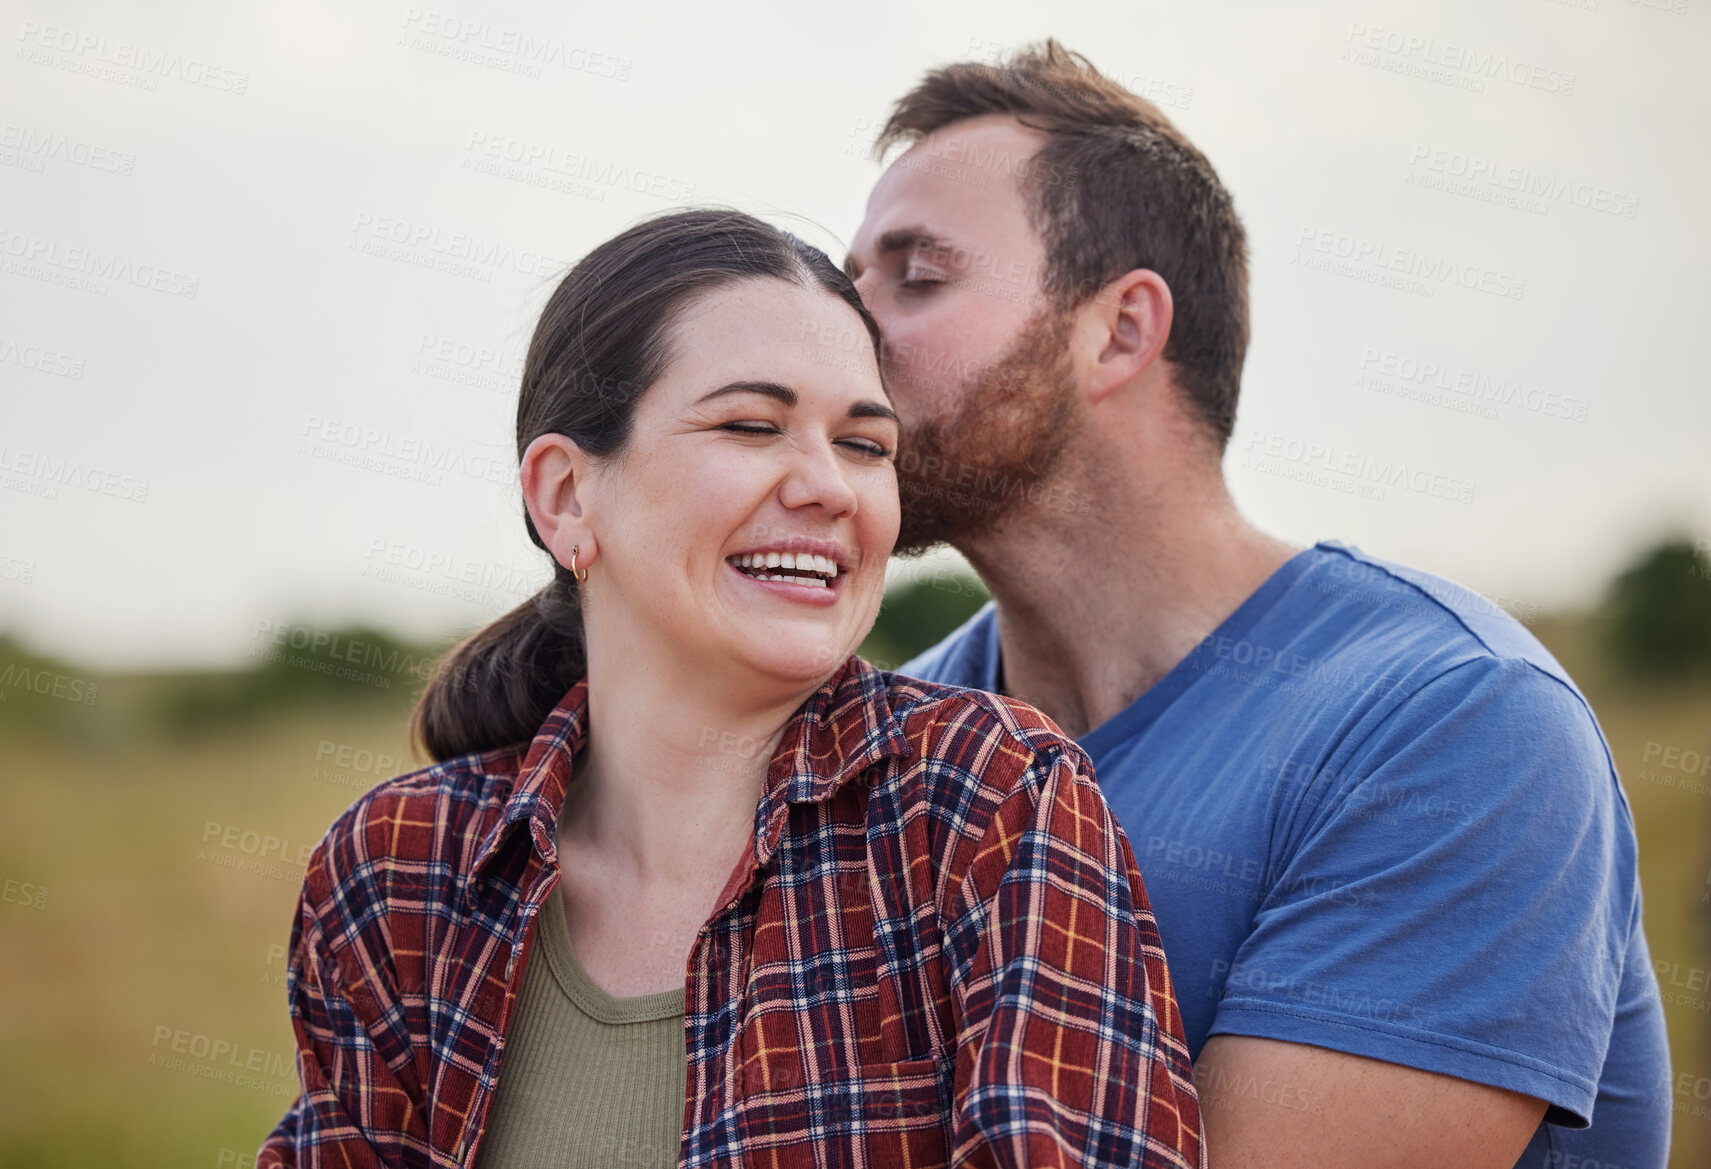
[469,654,914,883]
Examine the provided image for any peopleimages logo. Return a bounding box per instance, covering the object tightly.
[1406,145,1639,219]
[0,122,136,175]
[0,228,200,298]
[297,413,517,487]
[1240,429,1478,505]
[361,535,539,608]
[0,663,99,705]
[147,1024,293,1099]
[250,618,441,686]
[399,8,632,80]
[15,21,252,94]
[1211,958,1426,1027]
[1356,348,1590,423]
[461,132,697,201]
[0,445,150,502]
[348,212,569,280]
[411,332,523,395]
[1341,23,1577,96]
[0,335,86,380]
[1292,226,1525,301]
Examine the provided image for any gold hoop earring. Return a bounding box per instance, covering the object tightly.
[570,545,589,583]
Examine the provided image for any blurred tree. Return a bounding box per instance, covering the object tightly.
[153,622,443,734]
[1603,537,1711,681]
[859,569,991,672]
[0,634,103,737]
[0,625,450,743]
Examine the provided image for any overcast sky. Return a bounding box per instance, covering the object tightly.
[4,0,1707,670]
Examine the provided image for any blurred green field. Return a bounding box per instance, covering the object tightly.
[0,605,1707,1168]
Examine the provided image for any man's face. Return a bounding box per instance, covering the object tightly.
[846,115,1080,554]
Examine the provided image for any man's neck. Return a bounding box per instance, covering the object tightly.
[958,477,1301,740]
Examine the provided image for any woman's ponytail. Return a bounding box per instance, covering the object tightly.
[409,561,585,761]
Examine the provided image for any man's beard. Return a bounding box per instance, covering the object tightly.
[891,305,1079,556]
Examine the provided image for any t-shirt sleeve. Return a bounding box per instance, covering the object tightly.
[1206,656,1636,1127]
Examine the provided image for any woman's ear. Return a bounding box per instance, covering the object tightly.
[520,433,597,570]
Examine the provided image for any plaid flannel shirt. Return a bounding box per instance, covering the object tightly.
[258,654,1205,1167]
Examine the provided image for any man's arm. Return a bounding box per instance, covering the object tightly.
[1195,1036,1546,1168]
[1190,657,1640,1159]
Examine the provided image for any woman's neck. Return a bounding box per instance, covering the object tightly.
[562,642,826,886]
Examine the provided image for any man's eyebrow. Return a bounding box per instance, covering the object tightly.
[844,227,949,280]
[697,381,900,426]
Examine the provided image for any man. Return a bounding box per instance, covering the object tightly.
[844,39,1669,1169]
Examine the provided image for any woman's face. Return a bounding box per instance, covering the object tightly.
[576,277,900,689]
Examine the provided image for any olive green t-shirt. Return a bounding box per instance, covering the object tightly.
[472,890,688,1167]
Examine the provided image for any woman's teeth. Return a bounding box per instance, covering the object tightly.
[730,551,838,588]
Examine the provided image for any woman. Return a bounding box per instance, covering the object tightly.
[258,209,1204,1168]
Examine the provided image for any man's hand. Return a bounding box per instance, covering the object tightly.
[1195,1036,1548,1168]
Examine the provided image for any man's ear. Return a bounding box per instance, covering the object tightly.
[520,433,597,570]
[1080,269,1173,405]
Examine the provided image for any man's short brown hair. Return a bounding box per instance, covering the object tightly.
[876,39,1249,448]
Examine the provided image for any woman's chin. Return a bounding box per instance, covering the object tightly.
[726,639,856,688]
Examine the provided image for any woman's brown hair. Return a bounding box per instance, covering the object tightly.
[410,208,881,762]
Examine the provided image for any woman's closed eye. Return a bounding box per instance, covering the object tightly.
[720,422,893,460]
[844,437,894,459]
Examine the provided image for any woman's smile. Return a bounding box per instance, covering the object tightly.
[724,553,843,607]
[723,538,851,607]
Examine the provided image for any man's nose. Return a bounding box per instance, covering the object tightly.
[850,278,892,346]
[852,269,878,307]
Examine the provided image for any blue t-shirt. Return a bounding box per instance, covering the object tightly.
[896,541,1669,1168]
